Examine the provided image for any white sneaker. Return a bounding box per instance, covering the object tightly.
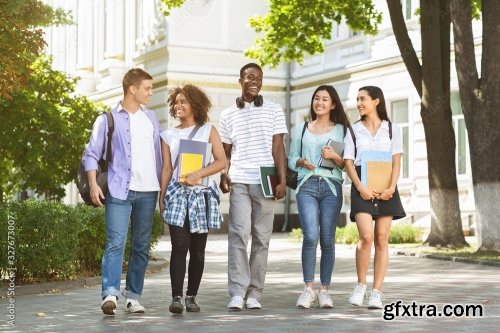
[100,295,117,315]
[245,297,262,309]
[296,286,317,309]
[227,296,244,310]
[349,283,367,306]
[367,289,384,309]
[125,298,145,313]
[318,289,333,308]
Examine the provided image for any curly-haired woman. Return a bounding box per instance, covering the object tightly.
[159,84,226,314]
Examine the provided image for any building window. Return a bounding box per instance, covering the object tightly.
[391,100,410,179]
[333,23,341,39]
[401,0,417,20]
[450,92,469,176]
[348,29,360,38]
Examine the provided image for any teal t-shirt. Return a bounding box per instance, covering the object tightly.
[288,122,345,194]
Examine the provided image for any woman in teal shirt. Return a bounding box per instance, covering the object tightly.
[288,85,350,309]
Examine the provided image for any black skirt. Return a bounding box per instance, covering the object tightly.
[349,166,406,222]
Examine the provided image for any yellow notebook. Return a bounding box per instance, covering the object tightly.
[178,153,203,182]
[366,161,392,192]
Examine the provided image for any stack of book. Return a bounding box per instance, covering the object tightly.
[360,151,392,191]
[177,139,212,187]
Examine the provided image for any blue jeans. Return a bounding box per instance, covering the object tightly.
[296,176,342,286]
[101,190,158,300]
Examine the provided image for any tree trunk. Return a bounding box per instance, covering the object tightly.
[388,0,466,246]
[421,0,467,247]
[451,0,500,251]
[420,106,466,247]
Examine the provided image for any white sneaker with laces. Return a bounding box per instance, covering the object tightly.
[349,283,367,306]
[100,295,117,315]
[367,289,384,309]
[296,286,317,309]
[245,297,262,309]
[318,289,333,308]
[227,296,244,310]
[125,298,145,313]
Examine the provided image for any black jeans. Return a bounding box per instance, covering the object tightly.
[168,215,208,298]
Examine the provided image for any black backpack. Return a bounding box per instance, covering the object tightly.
[76,112,114,206]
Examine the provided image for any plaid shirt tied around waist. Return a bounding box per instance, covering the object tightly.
[162,180,223,233]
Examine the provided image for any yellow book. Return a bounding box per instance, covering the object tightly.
[367,161,392,192]
[178,153,203,182]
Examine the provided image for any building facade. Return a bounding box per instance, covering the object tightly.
[44,0,479,233]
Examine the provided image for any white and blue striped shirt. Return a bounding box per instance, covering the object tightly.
[218,99,288,184]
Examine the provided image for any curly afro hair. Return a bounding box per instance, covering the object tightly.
[167,84,212,125]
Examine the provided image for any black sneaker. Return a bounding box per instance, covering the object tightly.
[185,296,201,312]
[169,296,184,314]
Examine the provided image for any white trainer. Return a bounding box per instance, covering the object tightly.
[349,283,367,306]
[227,296,244,310]
[296,286,317,309]
[367,289,384,309]
[245,297,262,309]
[125,298,145,313]
[318,289,333,308]
[100,295,117,315]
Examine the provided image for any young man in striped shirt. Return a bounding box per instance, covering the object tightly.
[219,63,288,310]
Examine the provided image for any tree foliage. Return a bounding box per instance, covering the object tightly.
[0,0,71,100]
[0,56,107,200]
[158,0,185,16]
[245,0,382,67]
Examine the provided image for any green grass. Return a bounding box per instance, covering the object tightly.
[419,247,500,262]
[392,242,500,263]
[289,228,303,243]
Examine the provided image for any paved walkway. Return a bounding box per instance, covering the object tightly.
[2,233,499,332]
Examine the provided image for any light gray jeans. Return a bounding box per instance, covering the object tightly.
[227,183,276,300]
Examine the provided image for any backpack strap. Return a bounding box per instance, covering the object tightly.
[173,124,202,170]
[299,122,308,158]
[347,124,357,159]
[101,112,114,172]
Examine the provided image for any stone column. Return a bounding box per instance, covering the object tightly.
[104,0,126,86]
[76,0,95,93]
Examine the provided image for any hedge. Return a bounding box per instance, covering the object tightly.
[289,222,422,245]
[0,201,164,284]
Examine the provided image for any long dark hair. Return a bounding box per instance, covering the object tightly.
[358,86,390,122]
[309,85,350,128]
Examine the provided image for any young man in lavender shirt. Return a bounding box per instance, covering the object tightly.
[83,68,162,315]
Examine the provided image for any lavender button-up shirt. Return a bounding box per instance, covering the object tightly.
[83,102,162,200]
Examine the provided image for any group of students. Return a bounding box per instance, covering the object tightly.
[82,62,405,316]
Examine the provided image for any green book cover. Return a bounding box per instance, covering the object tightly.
[259,166,277,198]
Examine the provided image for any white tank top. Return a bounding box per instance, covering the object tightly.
[160,123,213,183]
